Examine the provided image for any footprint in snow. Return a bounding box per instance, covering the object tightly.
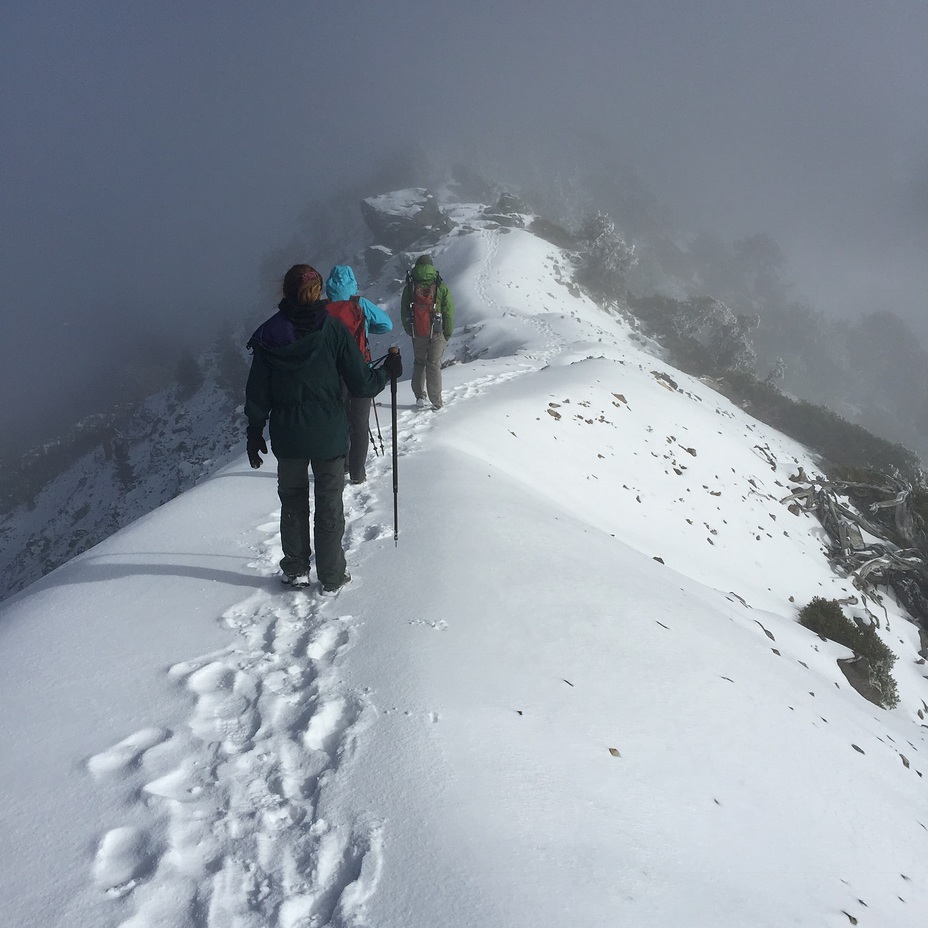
[303,695,355,753]
[92,826,155,896]
[363,522,392,542]
[143,761,207,804]
[277,820,385,928]
[87,727,170,777]
[305,623,350,661]
[184,660,261,754]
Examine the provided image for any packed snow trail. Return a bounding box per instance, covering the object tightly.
[88,586,382,926]
[83,348,542,926]
[85,224,580,925]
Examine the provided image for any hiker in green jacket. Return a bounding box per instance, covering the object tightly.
[245,264,402,592]
[401,254,454,409]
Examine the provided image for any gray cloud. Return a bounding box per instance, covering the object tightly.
[2,1,926,443]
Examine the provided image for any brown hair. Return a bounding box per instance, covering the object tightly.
[282,264,323,304]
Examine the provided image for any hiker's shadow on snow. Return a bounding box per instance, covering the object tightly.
[214,467,277,480]
[40,555,268,592]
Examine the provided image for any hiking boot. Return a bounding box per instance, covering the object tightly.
[416,396,427,408]
[349,475,366,485]
[282,572,311,589]
[320,573,352,595]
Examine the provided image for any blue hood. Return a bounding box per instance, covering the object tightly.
[325,265,359,302]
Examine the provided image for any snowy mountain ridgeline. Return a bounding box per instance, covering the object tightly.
[3,186,928,926]
[0,342,248,602]
[3,181,926,605]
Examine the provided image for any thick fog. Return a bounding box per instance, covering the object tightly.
[2,1,926,446]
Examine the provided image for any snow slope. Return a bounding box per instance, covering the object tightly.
[0,354,244,601]
[2,207,927,928]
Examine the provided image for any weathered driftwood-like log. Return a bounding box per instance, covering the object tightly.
[780,474,928,628]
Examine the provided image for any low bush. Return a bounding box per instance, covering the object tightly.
[798,597,899,709]
[799,597,858,649]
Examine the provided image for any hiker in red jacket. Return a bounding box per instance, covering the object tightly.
[325,264,393,484]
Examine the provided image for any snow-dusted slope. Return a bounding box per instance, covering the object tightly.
[0,355,243,601]
[2,202,927,928]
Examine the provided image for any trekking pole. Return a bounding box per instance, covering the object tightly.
[371,401,385,456]
[389,346,400,546]
[367,406,379,458]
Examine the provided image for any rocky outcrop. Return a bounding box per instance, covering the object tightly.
[837,655,885,708]
[360,188,455,254]
[482,192,529,228]
[364,245,393,279]
[529,217,577,249]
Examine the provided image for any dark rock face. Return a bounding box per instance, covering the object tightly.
[529,217,577,249]
[364,245,393,279]
[360,188,455,253]
[838,655,884,708]
[489,192,529,216]
[482,192,529,227]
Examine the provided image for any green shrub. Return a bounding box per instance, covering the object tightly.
[799,597,859,649]
[858,623,900,710]
[798,597,899,709]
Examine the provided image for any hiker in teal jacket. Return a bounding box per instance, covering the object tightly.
[325,264,393,485]
[401,254,454,409]
[245,264,401,591]
[326,264,393,341]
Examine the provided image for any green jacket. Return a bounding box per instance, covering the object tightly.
[401,262,455,339]
[245,303,389,460]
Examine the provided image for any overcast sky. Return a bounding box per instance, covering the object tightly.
[2,1,927,442]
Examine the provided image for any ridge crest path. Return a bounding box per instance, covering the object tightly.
[83,329,529,925]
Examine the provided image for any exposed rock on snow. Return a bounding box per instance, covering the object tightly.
[360,188,455,253]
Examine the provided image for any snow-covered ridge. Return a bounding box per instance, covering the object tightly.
[2,192,928,927]
[0,350,244,602]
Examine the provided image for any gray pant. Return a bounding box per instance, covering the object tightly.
[344,393,372,482]
[276,456,346,587]
[412,334,447,408]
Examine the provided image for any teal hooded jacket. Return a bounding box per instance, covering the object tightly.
[325,265,393,339]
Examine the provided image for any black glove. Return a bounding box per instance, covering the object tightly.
[246,426,268,469]
[383,350,403,381]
